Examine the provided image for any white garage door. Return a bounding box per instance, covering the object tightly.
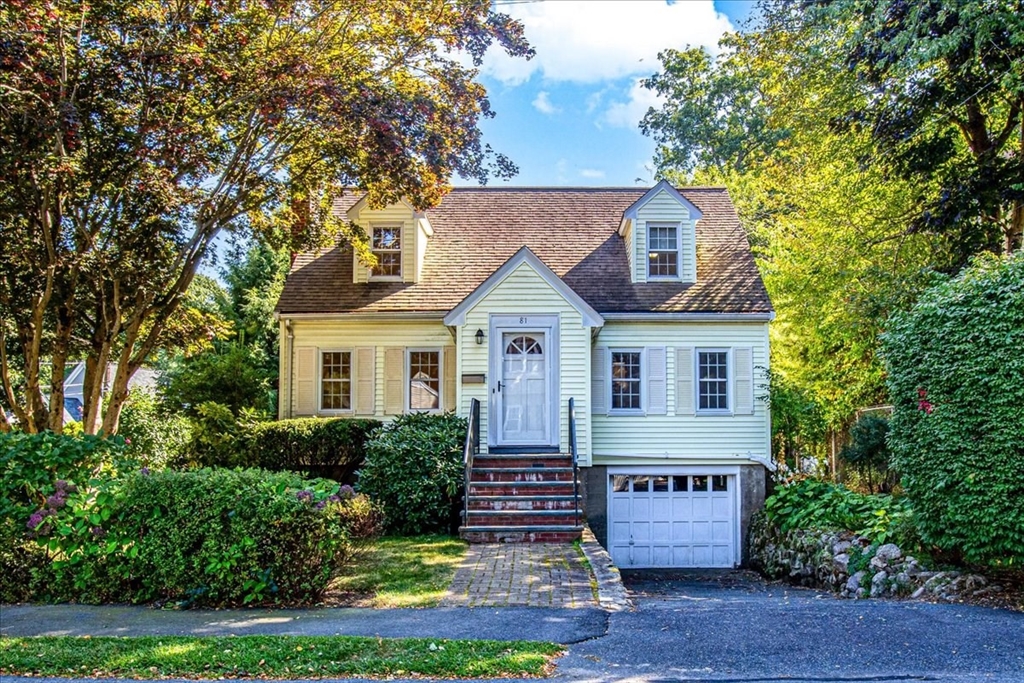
[608,474,736,568]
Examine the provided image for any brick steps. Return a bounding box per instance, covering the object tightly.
[460,452,582,543]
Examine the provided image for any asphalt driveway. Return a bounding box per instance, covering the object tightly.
[555,568,1024,682]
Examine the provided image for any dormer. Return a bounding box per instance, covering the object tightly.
[346,196,433,284]
[618,180,702,284]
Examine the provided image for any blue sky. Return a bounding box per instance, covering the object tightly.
[469,0,756,187]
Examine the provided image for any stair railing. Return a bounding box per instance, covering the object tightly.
[463,398,480,526]
[568,397,580,527]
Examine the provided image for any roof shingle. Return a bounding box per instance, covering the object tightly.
[275,187,772,315]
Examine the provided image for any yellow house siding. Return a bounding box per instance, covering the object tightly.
[635,189,697,283]
[350,204,418,284]
[592,321,769,462]
[283,319,452,418]
[457,262,591,462]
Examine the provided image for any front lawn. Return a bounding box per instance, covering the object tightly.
[0,635,562,679]
[330,535,467,607]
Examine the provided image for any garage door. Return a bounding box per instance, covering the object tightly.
[608,474,736,568]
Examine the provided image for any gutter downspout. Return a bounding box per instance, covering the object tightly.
[284,318,294,419]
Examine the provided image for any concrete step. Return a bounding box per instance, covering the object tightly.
[459,525,584,543]
[467,495,578,511]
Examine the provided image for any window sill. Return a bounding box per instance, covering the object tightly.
[608,409,646,417]
[368,276,403,282]
[696,410,733,417]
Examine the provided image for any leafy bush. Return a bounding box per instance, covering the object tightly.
[34,468,381,606]
[882,253,1024,564]
[358,412,466,535]
[764,479,915,547]
[159,343,276,417]
[839,414,896,493]
[117,392,192,469]
[178,414,379,484]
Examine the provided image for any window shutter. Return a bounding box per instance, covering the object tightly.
[355,347,375,415]
[591,346,608,414]
[675,347,694,415]
[443,346,456,412]
[647,346,667,415]
[733,346,754,415]
[295,347,317,416]
[384,347,405,415]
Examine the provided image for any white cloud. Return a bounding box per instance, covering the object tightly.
[579,168,606,179]
[602,79,665,129]
[483,1,732,85]
[532,91,560,115]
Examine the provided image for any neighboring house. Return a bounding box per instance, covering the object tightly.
[62,361,160,423]
[275,181,774,568]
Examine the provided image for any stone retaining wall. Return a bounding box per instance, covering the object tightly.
[749,512,993,601]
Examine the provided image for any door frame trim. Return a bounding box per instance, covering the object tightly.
[488,314,560,449]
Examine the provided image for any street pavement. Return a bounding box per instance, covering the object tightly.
[3,569,1023,682]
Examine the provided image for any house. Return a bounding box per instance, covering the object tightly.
[274,181,774,568]
[62,361,160,423]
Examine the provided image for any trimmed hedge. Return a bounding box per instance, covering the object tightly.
[34,468,381,606]
[358,412,466,535]
[182,415,380,484]
[882,253,1024,564]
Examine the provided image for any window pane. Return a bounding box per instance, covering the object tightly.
[321,351,351,411]
[672,476,688,492]
[653,476,669,492]
[648,226,677,250]
[697,351,729,411]
[409,350,440,411]
[612,475,629,493]
[713,475,729,492]
[632,475,650,492]
[372,227,401,249]
[691,475,708,491]
[371,227,402,277]
[611,351,642,410]
[648,250,678,277]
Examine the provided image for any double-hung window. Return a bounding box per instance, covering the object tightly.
[320,350,352,412]
[647,222,679,279]
[610,349,643,412]
[697,349,729,413]
[370,226,402,279]
[408,349,441,412]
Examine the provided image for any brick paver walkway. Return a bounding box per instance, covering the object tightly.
[441,543,597,608]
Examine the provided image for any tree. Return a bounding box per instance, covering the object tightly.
[0,0,532,434]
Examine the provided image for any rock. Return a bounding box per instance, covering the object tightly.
[875,543,902,563]
[856,587,868,599]
[833,540,853,555]
[870,570,888,597]
[846,571,867,594]
[895,572,911,586]
[911,585,928,599]
[870,555,887,570]
[833,553,850,573]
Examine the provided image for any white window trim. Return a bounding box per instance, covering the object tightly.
[368,224,403,282]
[646,221,682,281]
[318,348,355,415]
[608,347,646,416]
[695,347,732,416]
[406,347,443,414]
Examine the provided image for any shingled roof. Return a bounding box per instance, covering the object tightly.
[275,186,772,316]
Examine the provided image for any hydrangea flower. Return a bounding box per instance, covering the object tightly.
[339,485,355,500]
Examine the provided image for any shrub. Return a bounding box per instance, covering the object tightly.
[838,414,896,493]
[764,479,915,547]
[882,253,1024,564]
[358,412,466,535]
[179,415,379,484]
[159,342,276,417]
[117,391,192,469]
[36,468,381,606]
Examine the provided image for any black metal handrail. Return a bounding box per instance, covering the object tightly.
[463,398,480,525]
[568,397,580,527]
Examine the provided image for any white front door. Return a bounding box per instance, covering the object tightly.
[498,332,549,445]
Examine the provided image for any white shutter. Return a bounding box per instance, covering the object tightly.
[443,346,456,412]
[733,346,754,415]
[295,347,317,416]
[646,346,666,415]
[384,347,405,415]
[591,346,608,414]
[355,347,375,415]
[675,347,694,416]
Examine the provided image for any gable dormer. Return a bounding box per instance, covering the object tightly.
[618,180,702,284]
[346,196,433,284]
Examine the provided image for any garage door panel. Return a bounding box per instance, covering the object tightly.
[608,473,736,569]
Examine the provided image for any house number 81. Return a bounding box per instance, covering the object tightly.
[519,317,528,324]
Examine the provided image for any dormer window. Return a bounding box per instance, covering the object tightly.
[647,222,679,279]
[371,226,402,279]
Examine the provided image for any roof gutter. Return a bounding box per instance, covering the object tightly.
[601,312,775,322]
[274,311,447,321]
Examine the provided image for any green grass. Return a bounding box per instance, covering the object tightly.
[0,635,562,679]
[332,535,467,608]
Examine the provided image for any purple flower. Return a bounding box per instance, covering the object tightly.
[27,511,44,530]
[295,490,314,502]
[140,467,150,476]
[55,480,68,491]
[339,485,355,500]
[315,501,326,510]
[327,495,341,504]
[46,491,67,509]
[90,526,107,539]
